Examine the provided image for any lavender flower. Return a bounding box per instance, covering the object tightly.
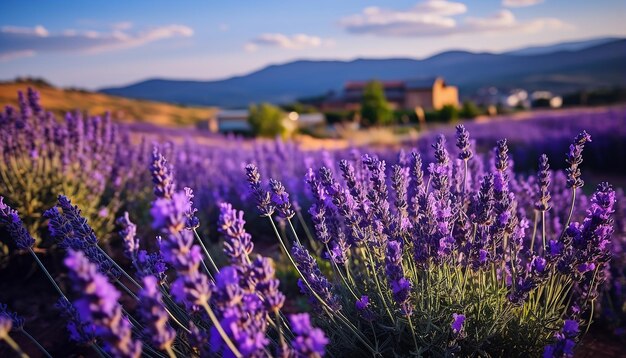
[56,195,98,246]
[408,151,424,219]
[338,159,369,218]
[456,125,473,161]
[292,243,341,311]
[355,295,375,321]
[210,267,269,357]
[55,298,95,344]
[183,187,200,229]
[535,154,552,212]
[363,155,394,239]
[451,313,466,335]
[135,249,167,279]
[152,191,211,308]
[391,164,410,237]
[470,173,495,226]
[116,212,138,261]
[385,240,413,315]
[150,146,176,199]
[218,203,253,266]
[565,131,591,189]
[245,164,275,217]
[495,139,509,173]
[543,320,579,358]
[305,169,332,245]
[45,197,120,278]
[569,183,615,301]
[433,134,450,167]
[0,197,34,249]
[252,256,285,313]
[269,179,295,219]
[65,250,142,358]
[138,275,176,350]
[289,313,329,357]
[0,304,24,330]
[430,135,451,201]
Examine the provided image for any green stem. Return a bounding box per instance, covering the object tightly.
[193,228,220,276]
[165,345,177,358]
[91,344,110,358]
[29,248,71,303]
[530,210,539,253]
[559,188,577,240]
[1,335,28,358]
[20,329,52,358]
[95,246,142,289]
[287,218,303,246]
[407,314,419,353]
[201,303,242,358]
[541,210,547,254]
[115,279,138,300]
[364,247,396,324]
[324,242,359,300]
[267,218,376,353]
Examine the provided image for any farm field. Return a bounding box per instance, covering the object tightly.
[2,2,626,357]
[1,89,625,357]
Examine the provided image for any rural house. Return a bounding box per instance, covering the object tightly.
[322,77,459,111]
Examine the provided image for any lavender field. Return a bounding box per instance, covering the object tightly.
[1,89,626,358]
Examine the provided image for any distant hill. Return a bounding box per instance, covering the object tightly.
[100,38,626,108]
[504,37,621,56]
[0,80,215,127]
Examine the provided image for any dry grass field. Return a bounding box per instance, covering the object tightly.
[0,80,215,127]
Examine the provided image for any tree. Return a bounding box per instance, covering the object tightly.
[248,103,286,138]
[361,81,393,126]
[438,104,459,123]
[460,100,481,119]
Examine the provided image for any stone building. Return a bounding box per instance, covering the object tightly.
[322,77,459,111]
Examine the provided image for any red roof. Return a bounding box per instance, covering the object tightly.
[344,80,406,90]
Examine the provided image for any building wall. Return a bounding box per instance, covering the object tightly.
[432,78,459,110]
[405,90,434,110]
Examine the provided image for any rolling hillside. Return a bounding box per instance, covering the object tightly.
[100,38,626,108]
[0,81,215,127]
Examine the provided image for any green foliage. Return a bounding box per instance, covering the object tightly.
[281,102,318,114]
[248,103,287,138]
[324,110,354,125]
[460,100,481,119]
[360,81,393,126]
[438,104,459,123]
[0,154,120,266]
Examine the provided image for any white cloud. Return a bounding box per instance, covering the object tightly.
[502,0,544,8]
[2,25,49,37]
[339,0,467,36]
[340,1,567,37]
[466,10,569,33]
[112,21,133,31]
[0,50,36,62]
[0,24,194,60]
[245,33,332,51]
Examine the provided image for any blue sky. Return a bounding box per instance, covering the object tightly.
[1,0,624,89]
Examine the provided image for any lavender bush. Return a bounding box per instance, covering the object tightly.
[0,89,625,356]
[242,126,618,356]
[0,89,142,266]
[0,145,328,358]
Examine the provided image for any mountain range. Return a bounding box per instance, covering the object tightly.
[101,37,626,108]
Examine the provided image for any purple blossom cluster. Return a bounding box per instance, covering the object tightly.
[64,250,142,357]
[1,88,139,259]
[1,88,625,356]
